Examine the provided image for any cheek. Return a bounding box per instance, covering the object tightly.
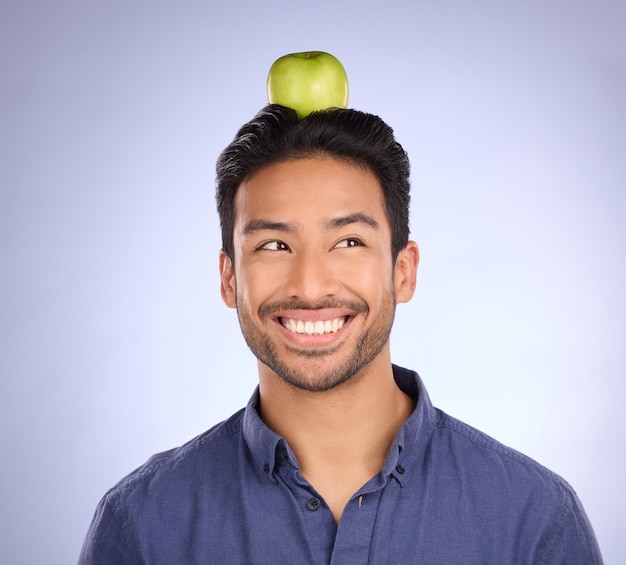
[341,259,394,302]
[235,265,284,310]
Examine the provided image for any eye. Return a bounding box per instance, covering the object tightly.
[334,238,364,249]
[258,240,290,252]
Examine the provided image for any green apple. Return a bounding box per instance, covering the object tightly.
[266,51,349,118]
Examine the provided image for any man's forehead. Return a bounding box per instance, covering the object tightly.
[233,157,385,213]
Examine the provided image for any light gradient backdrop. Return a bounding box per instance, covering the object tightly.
[2,1,624,563]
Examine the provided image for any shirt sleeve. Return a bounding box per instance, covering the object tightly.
[78,493,137,565]
[539,486,603,565]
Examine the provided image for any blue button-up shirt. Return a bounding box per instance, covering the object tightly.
[79,366,602,564]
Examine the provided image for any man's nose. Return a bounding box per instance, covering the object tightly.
[285,250,340,301]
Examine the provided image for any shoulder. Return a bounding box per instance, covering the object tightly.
[105,408,246,504]
[432,408,572,494]
[397,364,574,501]
[79,408,250,563]
[431,409,587,541]
[429,409,602,559]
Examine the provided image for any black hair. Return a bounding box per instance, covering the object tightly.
[216,104,410,260]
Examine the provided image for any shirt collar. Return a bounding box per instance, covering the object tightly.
[383,364,436,486]
[242,365,437,486]
[242,391,284,483]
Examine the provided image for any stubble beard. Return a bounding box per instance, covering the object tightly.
[235,294,397,393]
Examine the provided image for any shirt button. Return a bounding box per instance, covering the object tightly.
[263,463,270,474]
[307,497,321,511]
[396,464,405,474]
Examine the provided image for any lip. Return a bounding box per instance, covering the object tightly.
[271,308,355,347]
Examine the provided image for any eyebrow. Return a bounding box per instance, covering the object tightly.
[242,219,299,235]
[324,213,380,230]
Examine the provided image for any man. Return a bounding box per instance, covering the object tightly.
[79,105,603,563]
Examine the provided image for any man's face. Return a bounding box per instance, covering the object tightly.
[220,156,417,392]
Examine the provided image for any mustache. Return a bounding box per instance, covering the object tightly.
[258,298,368,319]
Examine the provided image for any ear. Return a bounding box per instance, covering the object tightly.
[394,241,419,304]
[219,251,237,308]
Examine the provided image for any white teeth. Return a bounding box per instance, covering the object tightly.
[281,316,346,335]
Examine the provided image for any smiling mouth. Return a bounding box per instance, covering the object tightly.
[280,316,348,335]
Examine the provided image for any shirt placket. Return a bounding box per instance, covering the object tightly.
[330,483,388,565]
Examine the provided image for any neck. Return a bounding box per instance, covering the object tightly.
[257,352,415,522]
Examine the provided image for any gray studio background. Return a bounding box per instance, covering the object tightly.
[2,0,624,562]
